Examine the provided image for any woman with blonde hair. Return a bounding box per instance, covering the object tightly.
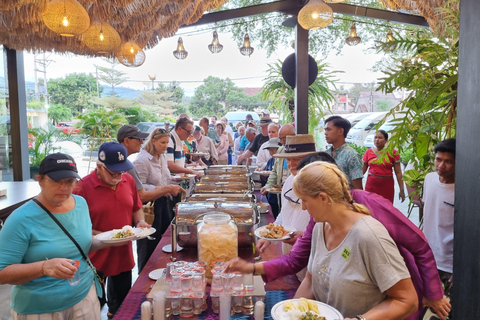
[134,128,185,272]
[215,122,229,165]
[292,161,417,320]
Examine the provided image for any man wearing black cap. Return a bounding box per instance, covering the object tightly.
[73,142,150,319]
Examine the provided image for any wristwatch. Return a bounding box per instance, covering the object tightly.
[356,315,366,320]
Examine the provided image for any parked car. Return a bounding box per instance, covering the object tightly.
[56,121,81,134]
[343,112,373,127]
[363,120,399,148]
[136,122,175,134]
[224,111,260,131]
[346,112,390,147]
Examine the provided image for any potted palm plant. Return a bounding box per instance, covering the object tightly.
[28,126,59,180]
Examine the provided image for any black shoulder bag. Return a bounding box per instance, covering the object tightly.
[32,198,105,288]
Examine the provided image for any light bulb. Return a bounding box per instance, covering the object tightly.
[99,32,104,41]
[62,15,69,27]
[312,13,319,19]
[130,46,134,53]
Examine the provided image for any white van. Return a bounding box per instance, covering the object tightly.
[346,112,390,147]
[363,120,398,148]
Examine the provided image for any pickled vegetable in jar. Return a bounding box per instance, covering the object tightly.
[197,212,238,280]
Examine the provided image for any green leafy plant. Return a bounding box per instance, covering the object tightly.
[262,59,339,133]
[28,126,59,166]
[375,1,459,195]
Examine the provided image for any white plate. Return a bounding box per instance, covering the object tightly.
[162,244,184,253]
[266,188,282,194]
[94,227,143,244]
[271,299,343,320]
[148,268,166,280]
[190,152,208,157]
[136,227,156,240]
[172,174,196,180]
[254,225,296,241]
[190,166,206,171]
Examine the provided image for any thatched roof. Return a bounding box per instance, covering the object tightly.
[0,0,227,57]
[0,0,449,58]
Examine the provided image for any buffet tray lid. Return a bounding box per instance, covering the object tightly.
[193,181,252,194]
[187,193,255,202]
[175,202,257,225]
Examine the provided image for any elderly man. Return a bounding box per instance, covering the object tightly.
[167,117,203,178]
[238,127,257,165]
[199,116,220,144]
[237,116,272,164]
[164,120,171,132]
[193,126,218,166]
[73,142,150,319]
[256,122,280,170]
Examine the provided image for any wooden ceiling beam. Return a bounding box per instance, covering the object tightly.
[186,0,429,28]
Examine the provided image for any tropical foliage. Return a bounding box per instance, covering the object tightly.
[375,1,459,196]
[261,59,338,133]
[28,126,59,166]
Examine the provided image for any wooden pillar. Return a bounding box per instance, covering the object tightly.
[294,24,309,134]
[453,0,480,316]
[5,47,30,181]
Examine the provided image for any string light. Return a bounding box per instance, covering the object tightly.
[208,31,223,54]
[173,37,188,60]
[239,33,254,57]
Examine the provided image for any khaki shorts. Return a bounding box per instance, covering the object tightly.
[12,282,100,320]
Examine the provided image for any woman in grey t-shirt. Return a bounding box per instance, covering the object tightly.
[292,162,417,320]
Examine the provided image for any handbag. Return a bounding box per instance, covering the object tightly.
[32,199,106,291]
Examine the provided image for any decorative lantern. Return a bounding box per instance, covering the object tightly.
[42,0,90,37]
[385,29,397,51]
[239,33,254,57]
[83,22,121,53]
[345,23,361,46]
[173,37,188,60]
[116,42,146,67]
[208,31,223,54]
[297,0,333,30]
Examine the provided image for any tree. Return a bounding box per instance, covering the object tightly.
[136,90,177,115]
[96,58,128,96]
[48,104,73,124]
[375,1,458,196]
[262,59,338,133]
[90,96,137,110]
[189,76,263,117]
[48,73,100,115]
[217,0,421,58]
[118,106,156,125]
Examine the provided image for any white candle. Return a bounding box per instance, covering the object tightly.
[141,300,152,320]
[219,292,231,320]
[254,301,265,320]
[153,291,166,320]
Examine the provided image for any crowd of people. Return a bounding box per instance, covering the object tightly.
[0,111,455,320]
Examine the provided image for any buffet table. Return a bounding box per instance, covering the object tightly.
[113,210,300,320]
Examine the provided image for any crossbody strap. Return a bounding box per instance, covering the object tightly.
[32,198,105,286]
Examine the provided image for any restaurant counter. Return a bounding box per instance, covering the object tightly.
[0,181,40,222]
[113,211,300,320]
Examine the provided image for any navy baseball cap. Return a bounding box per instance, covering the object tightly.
[39,153,82,180]
[98,142,134,172]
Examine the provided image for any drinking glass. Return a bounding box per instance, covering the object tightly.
[243,272,254,291]
[170,296,181,316]
[211,270,223,293]
[170,271,182,296]
[191,274,204,298]
[241,295,254,315]
[231,272,245,296]
[193,298,203,315]
[232,296,243,313]
[181,272,193,295]
[180,297,193,317]
[221,272,235,294]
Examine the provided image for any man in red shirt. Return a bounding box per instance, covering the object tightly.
[73,142,150,319]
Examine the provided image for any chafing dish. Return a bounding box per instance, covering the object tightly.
[193,181,253,194]
[200,174,251,183]
[172,202,259,248]
[206,165,250,175]
[186,193,256,203]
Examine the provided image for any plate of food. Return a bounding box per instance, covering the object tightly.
[171,173,196,180]
[190,152,208,157]
[94,226,143,243]
[271,298,343,320]
[254,223,295,241]
[190,166,206,170]
[266,187,282,194]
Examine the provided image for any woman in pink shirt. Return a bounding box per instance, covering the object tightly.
[362,130,405,203]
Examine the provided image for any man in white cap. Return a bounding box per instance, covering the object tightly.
[73,142,150,319]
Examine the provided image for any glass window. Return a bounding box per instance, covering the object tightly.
[0,45,12,181]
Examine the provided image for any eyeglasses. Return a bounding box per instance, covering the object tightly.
[102,165,126,178]
[44,177,77,187]
[283,188,300,204]
[180,126,194,135]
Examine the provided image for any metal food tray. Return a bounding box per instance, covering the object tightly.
[206,165,249,175]
[200,174,251,183]
[193,181,253,194]
[186,193,256,203]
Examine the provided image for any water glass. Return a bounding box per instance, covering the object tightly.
[232,272,245,296]
[194,261,206,270]
[170,272,182,295]
[193,298,203,315]
[191,274,204,298]
[180,297,193,317]
[244,272,254,291]
[170,296,181,316]
[241,295,254,315]
[181,272,193,295]
[165,297,172,317]
[221,272,235,294]
[211,270,223,293]
[232,296,243,313]
[165,262,175,284]
[211,296,220,314]
[68,260,81,286]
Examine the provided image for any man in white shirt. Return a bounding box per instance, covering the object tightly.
[422,138,456,287]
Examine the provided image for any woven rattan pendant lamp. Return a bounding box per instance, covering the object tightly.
[297,0,333,30]
[42,0,90,37]
[116,42,146,67]
[83,22,121,53]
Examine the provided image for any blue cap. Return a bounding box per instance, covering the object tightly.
[98,142,133,172]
